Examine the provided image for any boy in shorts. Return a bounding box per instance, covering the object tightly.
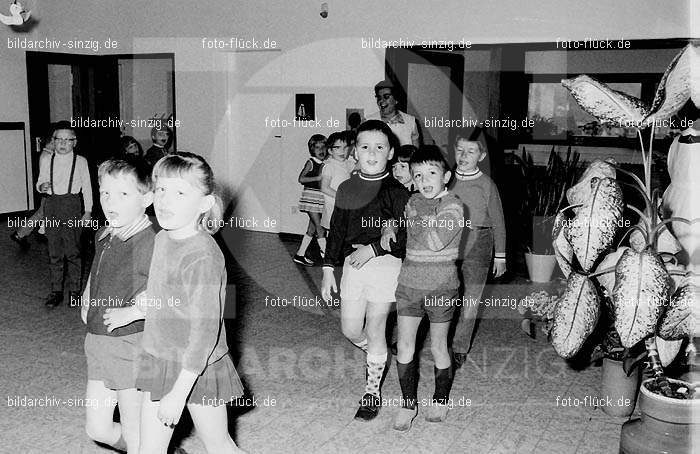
[387,145,464,430]
[81,156,157,452]
[321,120,409,421]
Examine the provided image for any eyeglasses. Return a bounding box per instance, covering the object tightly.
[53,138,76,143]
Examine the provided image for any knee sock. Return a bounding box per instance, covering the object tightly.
[397,359,418,409]
[365,352,387,397]
[317,237,326,257]
[433,366,454,405]
[296,234,313,256]
[351,337,368,352]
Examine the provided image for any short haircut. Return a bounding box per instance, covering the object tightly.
[454,135,486,155]
[52,120,75,137]
[356,119,398,151]
[392,144,417,165]
[374,79,394,97]
[98,155,153,194]
[409,145,450,173]
[307,134,327,155]
[326,130,352,148]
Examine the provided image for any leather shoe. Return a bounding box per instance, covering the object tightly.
[354,393,381,421]
[44,291,63,308]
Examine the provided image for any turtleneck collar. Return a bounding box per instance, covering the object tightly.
[358,169,389,181]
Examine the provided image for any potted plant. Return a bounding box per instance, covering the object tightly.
[550,43,699,453]
[514,146,581,282]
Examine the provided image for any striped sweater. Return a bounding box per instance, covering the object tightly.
[397,191,464,290]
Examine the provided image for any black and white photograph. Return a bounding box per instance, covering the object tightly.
[1,1,699,453]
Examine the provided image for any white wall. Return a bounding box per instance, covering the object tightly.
[0,0,693,224]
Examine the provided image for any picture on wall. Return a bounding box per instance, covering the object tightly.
[346,108,364,130]
[295,93,315,121]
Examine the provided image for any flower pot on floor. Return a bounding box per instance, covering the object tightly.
[619,378,700,454]
[524,252,557,283]
[600,358,640,417]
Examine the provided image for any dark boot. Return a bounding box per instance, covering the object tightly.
[44,291,63,308]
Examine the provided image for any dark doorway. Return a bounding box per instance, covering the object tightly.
[386,48,464,157]
[25,52,175,211]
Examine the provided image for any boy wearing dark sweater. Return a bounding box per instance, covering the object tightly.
[321,120,409,421]
[80,156,157,452]
[389,146,464,431]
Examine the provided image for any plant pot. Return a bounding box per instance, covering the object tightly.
[600,358,640,417]
[524,252,557,283]
[619,378,700,454]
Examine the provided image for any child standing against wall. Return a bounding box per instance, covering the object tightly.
[450,137,506,367]
[295,134,327,266]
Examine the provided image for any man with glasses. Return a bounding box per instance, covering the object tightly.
[35,121,93,308]
[367,80,420,148]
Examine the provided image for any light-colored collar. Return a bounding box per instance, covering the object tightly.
[98,214,151,242]
[358,170,389,181]
[310,156,324,164]
[455,169,482,181]
[434,188,449,199]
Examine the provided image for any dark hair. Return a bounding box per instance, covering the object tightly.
[307,134,327,155]
[52,120,75,136]
[326,130,352,149]
[410,145,450,173]
[152,152,223,234]
[98,155,153,194]
[373,79,394,97]
[119,136,143,157]
[356,119,398,151]
[392,144,417,165]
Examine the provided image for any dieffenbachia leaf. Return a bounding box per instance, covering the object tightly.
[565,177,624,272]
[612,247,671,348]
[552,211,573,278]
[551,272,600,358]
[594,246,628,299]
[562,75,648,126]
[566,159,617,212]
[655,336,684,367]
[657,283,696,340]
[643,44,698,126]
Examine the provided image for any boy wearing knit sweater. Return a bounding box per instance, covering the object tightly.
[450,138,506,367]
[388,145,464,431]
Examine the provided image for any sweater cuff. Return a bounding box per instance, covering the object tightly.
[369,242,383,257]
[494,253,506,262]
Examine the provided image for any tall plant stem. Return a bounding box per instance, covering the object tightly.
[645,337,672,397]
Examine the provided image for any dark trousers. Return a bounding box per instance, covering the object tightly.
[44,194,82,293]
[453,228,493,354]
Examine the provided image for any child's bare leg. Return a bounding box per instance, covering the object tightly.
[85,380,120,447]
[295,215,315,257]
[365,300,391,356]
[116,388,142,452]
[308,212,326,256]
[396,316,421,364]
[188,403,244,453]
[138,392,174,454]
[429,322,451,369]
[341,297,368,350]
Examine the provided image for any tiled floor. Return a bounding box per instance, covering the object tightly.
[1,226,633,453]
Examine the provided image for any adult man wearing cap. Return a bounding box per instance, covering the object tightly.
[367,80,420,148]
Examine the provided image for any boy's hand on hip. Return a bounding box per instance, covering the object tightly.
[321,268,337,302]
[349,244,375,269]
[80,212,91,222]
[380,230,396,251]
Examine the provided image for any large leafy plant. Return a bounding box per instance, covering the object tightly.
[549,44,699,398]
